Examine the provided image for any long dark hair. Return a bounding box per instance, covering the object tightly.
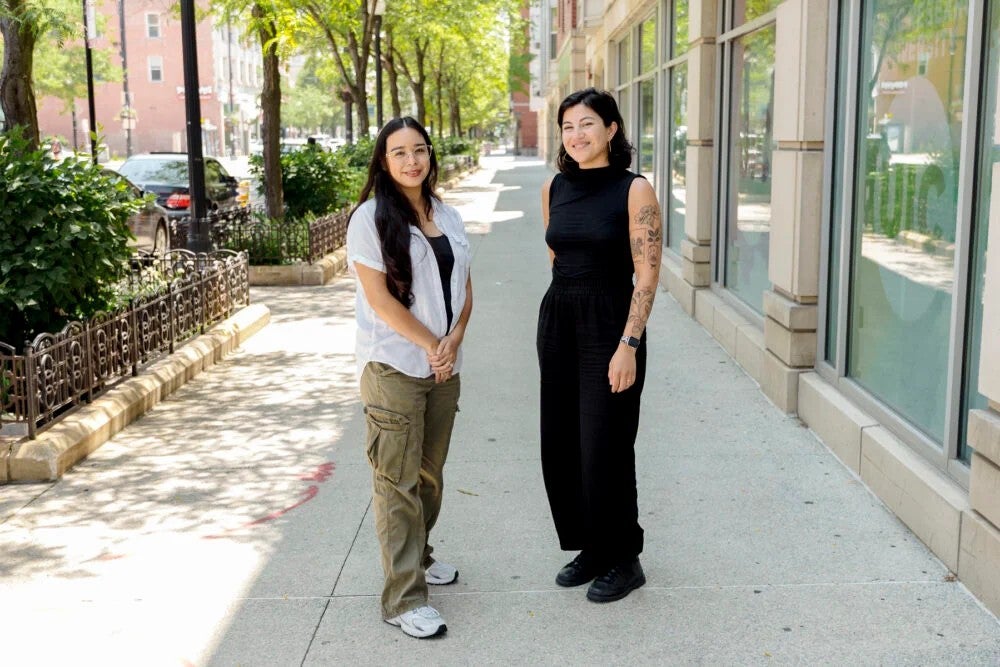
[556,88,634,175]
[353,117,439,308]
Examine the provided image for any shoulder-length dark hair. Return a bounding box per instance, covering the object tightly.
[353,117,439,308]
[556,88,634,175]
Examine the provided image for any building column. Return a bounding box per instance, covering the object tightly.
[675,0,719,315]
[761,0,827,411]
[962,163,1000,617]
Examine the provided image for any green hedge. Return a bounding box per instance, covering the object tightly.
[0,130,142,345]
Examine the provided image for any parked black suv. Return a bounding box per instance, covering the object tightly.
[115,153,241,221]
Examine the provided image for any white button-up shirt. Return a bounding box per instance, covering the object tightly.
[347,198,471,380]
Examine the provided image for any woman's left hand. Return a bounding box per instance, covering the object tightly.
[608,346,637,393]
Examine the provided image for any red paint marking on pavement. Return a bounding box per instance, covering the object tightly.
[203,462,335,539]
[203,485,319,539]
[300,462,336,482]
[246,485,319,526]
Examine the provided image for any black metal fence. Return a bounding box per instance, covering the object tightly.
[170,206,350,265]
[0,250,250,438]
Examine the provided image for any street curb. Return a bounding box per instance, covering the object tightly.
[2,303,271,483]
[249,247,348,286]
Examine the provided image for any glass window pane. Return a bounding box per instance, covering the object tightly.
[731,0,782,26]
[618,88,630,142]
[638,78,656,181]
[826,3,852,365]
[640,17,657,75]
[725,26,775,314]
[847,1,969,443]
[963,3,1000,461]
[619,35,632,83]
[672,0,689,57]
[668,64,688,252]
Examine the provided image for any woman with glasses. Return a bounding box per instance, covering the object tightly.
[346,117,473,638]
[538,88,661,603]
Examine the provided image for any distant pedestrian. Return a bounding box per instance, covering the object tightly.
[537,88,661,602]
[346,116,473,638]
[50,139,63,161]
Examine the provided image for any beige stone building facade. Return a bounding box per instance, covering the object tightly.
[536,0,1000,616]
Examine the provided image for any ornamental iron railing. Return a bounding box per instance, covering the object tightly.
[0,250,249,439]
[171,206,349,265]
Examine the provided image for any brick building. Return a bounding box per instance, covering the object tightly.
[37,0,262,158]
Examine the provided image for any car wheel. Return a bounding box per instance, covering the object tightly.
[154,221,169,253]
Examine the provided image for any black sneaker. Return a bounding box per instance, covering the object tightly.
[586,558,646,602]
[555,552,601,587]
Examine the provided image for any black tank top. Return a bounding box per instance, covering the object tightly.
[545,166,643,283]
[425,233,454,329]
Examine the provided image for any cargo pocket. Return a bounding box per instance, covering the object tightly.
[364,406,410,484]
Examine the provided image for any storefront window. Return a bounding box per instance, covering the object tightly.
[668,64,688,252]
[640,16,656,75]
[724,25,775,314]
[962,2,1000,461]
[619,34,632,82]
[731,0,782,26]
[847,1,968,443]
[826,4,852,365]
[638,79,656,181]
[672,0,689,57]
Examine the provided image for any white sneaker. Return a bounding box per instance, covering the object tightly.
[385,605,447,638]
[425,560,459,585]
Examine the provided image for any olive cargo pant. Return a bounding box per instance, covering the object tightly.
[360,361,461,619]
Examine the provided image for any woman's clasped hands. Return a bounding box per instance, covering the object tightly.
[427,333,460,383]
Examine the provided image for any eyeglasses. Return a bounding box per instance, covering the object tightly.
[386,145,433,162]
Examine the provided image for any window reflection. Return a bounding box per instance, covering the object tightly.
[638,79,655,182]
[639,17,656,75]
[673,0,689,57]
[731,0,782,26]
[668,65,688,252]
[848,1,969,443]
[725,26,775,314]
[962,2,1000,461]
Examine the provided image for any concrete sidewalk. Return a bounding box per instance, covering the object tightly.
[0,156,997,665]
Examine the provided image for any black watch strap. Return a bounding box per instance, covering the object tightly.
[620,335,640,349]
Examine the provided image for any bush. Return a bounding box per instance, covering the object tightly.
[436,135,479,159]
[0,130,142,346]
[251,145,365,220]
[337,136,376,170]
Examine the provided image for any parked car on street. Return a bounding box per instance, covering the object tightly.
[103,169,170,253]
[114,153,242,221]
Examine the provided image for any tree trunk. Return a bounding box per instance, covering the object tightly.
[254,4,284,221]
[384,31,402,119]
[0,3,40,150]
[449,85,461,137]
[434,47,444,139]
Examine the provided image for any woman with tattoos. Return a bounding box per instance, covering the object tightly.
[537,88,662,603]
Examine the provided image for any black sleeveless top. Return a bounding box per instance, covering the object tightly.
[425,233,454,329]
[545,166,643,283]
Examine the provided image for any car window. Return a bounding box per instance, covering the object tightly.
[118,158,187,183]
[205,160,221,184]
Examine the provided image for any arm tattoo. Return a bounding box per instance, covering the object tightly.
[633,204,663,270]
[626,288,655,338]
[631,237,645,261]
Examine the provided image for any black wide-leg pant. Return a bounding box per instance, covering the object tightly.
[536,275,645,567]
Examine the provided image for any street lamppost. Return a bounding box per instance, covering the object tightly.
[82,0,98,164]
[180,0,209,251]
[67,80,79,153]
[374,0,386,129]
[118,0,133,156]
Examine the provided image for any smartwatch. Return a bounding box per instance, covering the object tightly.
[620,335,640,349]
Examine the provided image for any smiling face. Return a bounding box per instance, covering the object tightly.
[384,127,433,194]
[560,104,617,169]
